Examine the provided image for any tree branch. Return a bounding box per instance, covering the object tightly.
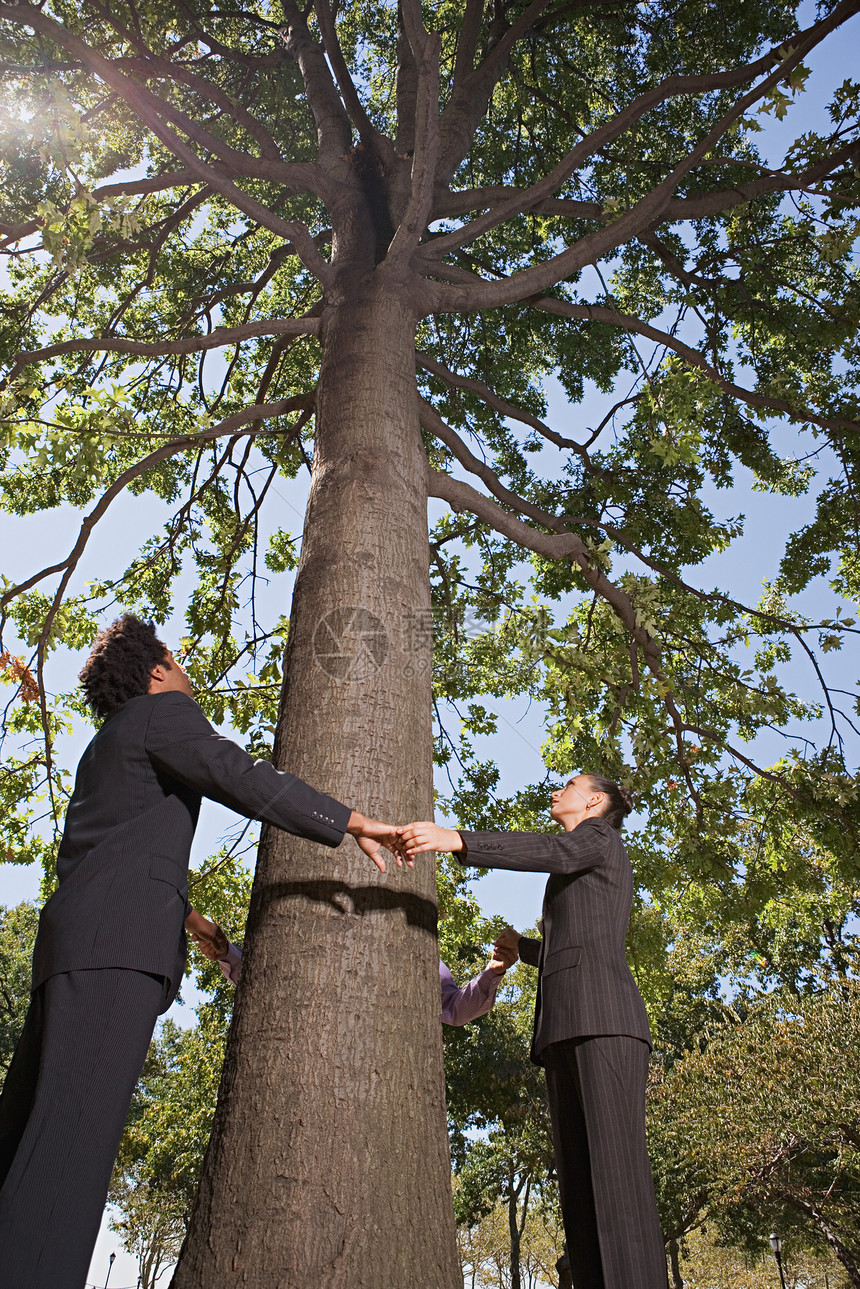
[5,317,320,383]
[428,0,860,306]
[416,350,593,461]
[528,297,860,436]
[452,0,484,89]
[424,461,665,680]
[430,45,782,257]
[313,0,392,155]
[436,0,556,184]
[0,4,336,281]
[279,0,353,168]
[419,396,591,529]
[384,24,441,272]
[431,186,602,221]
[0,395,314,615]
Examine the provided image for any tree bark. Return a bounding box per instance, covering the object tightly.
[173,276,460,1288]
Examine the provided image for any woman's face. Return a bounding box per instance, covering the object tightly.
[549,774,604,831]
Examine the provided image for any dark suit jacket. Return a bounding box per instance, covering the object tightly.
[32,691,350,1008]
[458,817,651,1063]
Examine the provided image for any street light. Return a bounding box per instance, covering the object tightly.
[769,1233,787,1289]
[103,1251,116,1289]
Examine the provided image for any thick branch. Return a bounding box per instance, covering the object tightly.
[117,55,284,163]
[529,297,860,435]
[280,0,353,167]
[384,28,441,272]
[452,0,484,88]
[313,0,391,155]
[428,0,860,306]
[4,317,320,383]
[419,397,587,530]
[431,186,602,221]
[425,462,664,679]
[84,2,285,161]
[430,44,784,257]
[395,1,419,155]
[416,350,590,459]
[436,0,556,184]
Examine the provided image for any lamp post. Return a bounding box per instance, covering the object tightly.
[103,1251,116,1289]
[769,1233,787,1289]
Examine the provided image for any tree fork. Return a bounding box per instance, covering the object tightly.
[172,280,460,1288]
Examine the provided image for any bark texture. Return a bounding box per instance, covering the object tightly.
[173,280,459,1288]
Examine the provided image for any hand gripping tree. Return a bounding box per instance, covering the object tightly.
[1,2,859,1286]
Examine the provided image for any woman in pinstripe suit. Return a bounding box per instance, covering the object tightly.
[399,774,667,1289]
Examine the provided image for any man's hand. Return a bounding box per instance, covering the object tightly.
[185,908,229,961]
[347,812,411,873]
[488,926,520,975]
[396,822,463,859]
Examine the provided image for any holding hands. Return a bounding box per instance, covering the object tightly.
[350,816,465,872]
[488,926,520,975]
[346,811,413,872]
[396,821,463,860]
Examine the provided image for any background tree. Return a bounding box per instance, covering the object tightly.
[648,968,860,1287]
[1,0,860,1284]
[0,901,38,1081]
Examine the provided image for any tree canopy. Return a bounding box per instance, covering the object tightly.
[1,0,859,884]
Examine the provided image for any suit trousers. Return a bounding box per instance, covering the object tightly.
[0,967,166,1289]
[544,1036,667,1289]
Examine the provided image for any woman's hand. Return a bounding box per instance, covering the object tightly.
[396,822,464,859]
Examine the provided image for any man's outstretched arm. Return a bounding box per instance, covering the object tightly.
[146,692,408,870]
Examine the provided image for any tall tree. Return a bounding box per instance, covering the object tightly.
[1,1,859,1285]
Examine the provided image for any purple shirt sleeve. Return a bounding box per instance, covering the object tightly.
[439,959,501,1026]
[218,942,243,986]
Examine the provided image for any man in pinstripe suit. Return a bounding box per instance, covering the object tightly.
[0,615,404,1289]
[399,774,667,1289]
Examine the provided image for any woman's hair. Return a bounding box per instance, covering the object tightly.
[78,614,170,720]
[584,773,634,831]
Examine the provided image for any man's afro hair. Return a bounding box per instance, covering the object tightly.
[78,614,169,720]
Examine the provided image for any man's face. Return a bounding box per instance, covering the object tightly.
[150,649,194,698]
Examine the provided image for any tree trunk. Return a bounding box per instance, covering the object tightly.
[667,1237,684,1289]
[508,1177,524,1289]
[173,276,459,1288]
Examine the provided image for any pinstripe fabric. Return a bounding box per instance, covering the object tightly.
[0,689,353,1288]
[458,821,665,1286]
[33,690,350,1005]
[544,1038,667,1289]
[0,969,165,1289]
[459,818,651,1060]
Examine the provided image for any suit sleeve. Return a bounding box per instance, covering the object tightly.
[145,693,350,847]
[518,936,541,968]
[457,818,611,875]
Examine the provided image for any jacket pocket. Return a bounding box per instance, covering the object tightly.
[542,946,582,976]
[149,854,188,893]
